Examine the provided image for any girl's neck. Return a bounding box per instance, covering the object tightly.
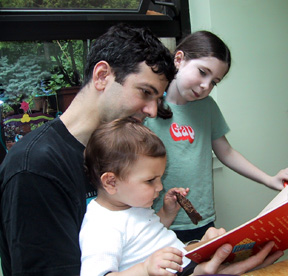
[165,80,188,105]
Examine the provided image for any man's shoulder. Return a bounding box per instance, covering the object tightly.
[0,118,81,181]
[3,119,61,159]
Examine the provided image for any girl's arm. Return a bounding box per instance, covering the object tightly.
[212,135,288,190]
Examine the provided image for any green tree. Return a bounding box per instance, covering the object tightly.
[0,55,50,113]
[1,0,139,9]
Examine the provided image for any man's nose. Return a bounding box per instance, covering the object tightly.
[143,100,158,118]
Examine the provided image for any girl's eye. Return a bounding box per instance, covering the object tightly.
[199,68,206,76]
[211,81,217,87]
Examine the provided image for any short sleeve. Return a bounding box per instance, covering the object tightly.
[209,97,230,141]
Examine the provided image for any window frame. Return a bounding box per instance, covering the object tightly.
[0,0,191,41]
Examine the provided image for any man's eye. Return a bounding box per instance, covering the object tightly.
[142,89,151,95]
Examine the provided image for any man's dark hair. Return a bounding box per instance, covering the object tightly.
[83,23,176,86]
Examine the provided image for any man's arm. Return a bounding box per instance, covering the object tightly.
[1,173,81,275]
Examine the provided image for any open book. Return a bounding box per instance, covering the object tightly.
[184,186,288,263]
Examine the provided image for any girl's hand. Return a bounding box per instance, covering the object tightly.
[267,168,288,190]
[143,247,184,276]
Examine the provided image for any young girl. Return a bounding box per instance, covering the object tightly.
[144,30,288,243]
[79,117,282,276]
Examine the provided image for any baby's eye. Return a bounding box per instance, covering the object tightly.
[146,178,156,184]
[211,81,217,87]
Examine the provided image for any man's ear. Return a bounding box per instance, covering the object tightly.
[101,172,117,195]
[92,61,111,91]
[174,50,185,69]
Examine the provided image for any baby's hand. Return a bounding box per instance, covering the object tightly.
[163,187,189,216]
[156,188,189,228]
[143,247,184,276]
[200,227,226,242]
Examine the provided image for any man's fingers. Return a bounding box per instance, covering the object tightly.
[245,241,284,272]
[211,244,233,266]
[251,250,284,272]
[222,241,283,275]
[195,244,232,275]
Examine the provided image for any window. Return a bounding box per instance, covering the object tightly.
[0,0,191,40]
[0,0,190,154]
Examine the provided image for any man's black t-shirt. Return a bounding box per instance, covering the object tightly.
[0,118,95,275]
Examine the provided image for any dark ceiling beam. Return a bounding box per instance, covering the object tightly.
[0,14,181,41]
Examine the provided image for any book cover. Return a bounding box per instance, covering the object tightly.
[185,186,288,263]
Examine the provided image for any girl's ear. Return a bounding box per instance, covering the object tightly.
[174,50,185,69]
[101,172,117,195]
[92,61,111,91]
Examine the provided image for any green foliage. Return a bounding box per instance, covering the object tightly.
[1,0,139,9]
[48,40,85,90]
[0,39,86,114]
[1,103,13,115]
[0,41,45,63]
[0,55,51,109]
[1,0,140,117]
[101,0,139,9]
[48,73,70,91]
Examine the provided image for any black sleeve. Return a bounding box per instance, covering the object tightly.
[1,172,81,276]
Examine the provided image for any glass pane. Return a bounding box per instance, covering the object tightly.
[0,40,88,149]
[0,0,141,10]
[0,40,87,112]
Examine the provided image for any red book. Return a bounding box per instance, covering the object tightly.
[185,186,288,263]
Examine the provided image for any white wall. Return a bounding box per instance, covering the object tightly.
[189,0,288,261]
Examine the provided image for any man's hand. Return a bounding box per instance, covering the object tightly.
[193,241,284,275]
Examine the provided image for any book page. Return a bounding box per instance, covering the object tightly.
[258,186,288,216]
[184,187,288,264]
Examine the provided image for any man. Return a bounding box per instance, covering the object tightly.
[0,24,283,276]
